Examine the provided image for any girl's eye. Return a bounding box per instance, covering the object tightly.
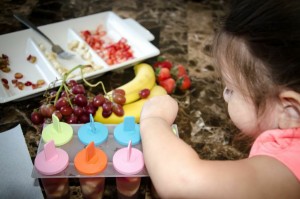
[223,87,233,102]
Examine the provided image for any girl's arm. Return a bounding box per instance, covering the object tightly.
[140,95,300,199]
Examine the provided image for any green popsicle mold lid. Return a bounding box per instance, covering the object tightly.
[42,114,73,146]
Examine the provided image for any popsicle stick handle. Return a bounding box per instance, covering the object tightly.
[52,114,61,133]
[124,116,135,132]
[44,140,58,161]
[86,142,98,163]
[89,114,96,133]
[127,140,132,161]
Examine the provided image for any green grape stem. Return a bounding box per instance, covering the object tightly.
[54,64,86,105]
[82,78,107,94]
[53,64,107,106]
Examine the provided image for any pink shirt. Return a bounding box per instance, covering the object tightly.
[249,128,300,181]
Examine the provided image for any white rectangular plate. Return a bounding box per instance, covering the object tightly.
[0,11,160,103]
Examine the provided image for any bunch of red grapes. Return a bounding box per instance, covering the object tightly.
[30,79,126,125]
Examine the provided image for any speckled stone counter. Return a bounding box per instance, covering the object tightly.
[0,0,250,198]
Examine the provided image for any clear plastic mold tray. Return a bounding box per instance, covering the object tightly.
[32,124,178,178]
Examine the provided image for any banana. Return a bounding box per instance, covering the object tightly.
[94,85,167,124]
[107,63,156,104]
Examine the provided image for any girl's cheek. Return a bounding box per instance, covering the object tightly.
[226,94,260,136]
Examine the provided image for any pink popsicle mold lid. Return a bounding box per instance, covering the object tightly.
[34,140,69,175]
[113,140,144,175]
[74,141,108,175]
[42,114,73,146]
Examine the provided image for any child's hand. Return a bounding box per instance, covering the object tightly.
[140,95,178,125]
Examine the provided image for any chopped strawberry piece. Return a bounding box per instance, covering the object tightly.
[81,27,134,66]
[81,30,91,38]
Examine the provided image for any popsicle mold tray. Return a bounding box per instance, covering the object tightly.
[32,120,178,178]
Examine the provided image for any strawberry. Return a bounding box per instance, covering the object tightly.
[171,64,187,78]
[176,75,191,91]
[155,67,171,82]
[159,78,176,94]
[153,57,173,69]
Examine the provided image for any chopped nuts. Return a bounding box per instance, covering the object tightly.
[0,54,11,73]
[16,82,24,90]
[14,72,23,79]
[27,54,37,63]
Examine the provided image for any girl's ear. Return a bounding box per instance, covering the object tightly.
[278,90,300,129]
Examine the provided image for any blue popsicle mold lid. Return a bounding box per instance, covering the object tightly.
[114,116,140,146]
[78,114,108,146]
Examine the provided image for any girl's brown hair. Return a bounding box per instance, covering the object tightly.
[213,0,300,114]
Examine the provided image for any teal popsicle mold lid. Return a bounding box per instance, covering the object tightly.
[34,140,69,175]
[114,116,140,146]
[78,114,108,146]
[42,114,73,146]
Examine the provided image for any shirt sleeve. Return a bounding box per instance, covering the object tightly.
[249,128,300,182]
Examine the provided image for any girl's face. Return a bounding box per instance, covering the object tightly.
[222,75,278,137]
[223,85,259,136]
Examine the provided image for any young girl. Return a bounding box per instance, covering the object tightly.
[140,0,300,198]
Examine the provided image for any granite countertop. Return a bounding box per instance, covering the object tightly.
[0,0,250,198]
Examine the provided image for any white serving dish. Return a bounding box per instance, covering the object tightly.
[0,11,160,103]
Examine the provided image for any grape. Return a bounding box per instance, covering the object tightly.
[71,84,85,94]
[55,97,68,109]
[104,97,111,104]
[139,88,150,99]
[67,79,77,88]
[40,104,56,118]
[102,110,112,118]
[31,111,44,124]
[65,114,78,124]
[53,110,63,120]
[112,93,126,105]
[112,103,124,116]
[84,103,97,116]
[102,101,112,112]
[113,89,125,96]
[49,90,57,99]
[73,105,84,116]
[60,106,73,116]
[73,94,88,107]
[60,91,68,98]
[78,114,90,123]
[93,94,105,107]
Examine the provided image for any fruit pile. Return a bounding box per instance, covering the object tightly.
[94,63,167,124]
[30,65,125,125]
[30,63,167,125]
[152,57,191,94]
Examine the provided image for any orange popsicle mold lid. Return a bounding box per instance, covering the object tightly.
[74,141,107,175]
